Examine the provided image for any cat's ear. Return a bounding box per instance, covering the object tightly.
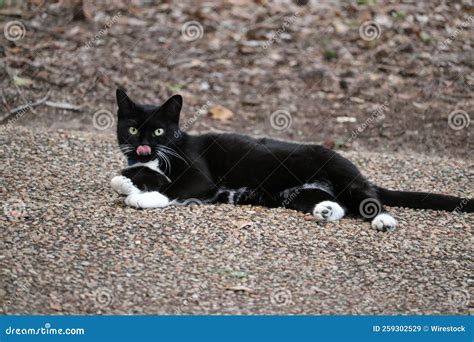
[160,94,183,123]
[116,88,135,115]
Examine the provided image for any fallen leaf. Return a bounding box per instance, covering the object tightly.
[209,105,234,122]
[336,116,357,123]
[233,219,253,229]
[117,17,148,26]
[333,21,349,34]
[349,97,365,104]
[224,285,255,293]
[13,76,33,87]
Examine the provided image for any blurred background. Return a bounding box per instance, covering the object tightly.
[0,0,472,157]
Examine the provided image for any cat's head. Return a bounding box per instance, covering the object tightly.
[116,89,183,162]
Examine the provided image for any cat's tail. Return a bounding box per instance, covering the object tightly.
[375,186,473,213]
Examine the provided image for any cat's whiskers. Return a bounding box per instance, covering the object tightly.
[157,145,189,165]
[119,144,134,155]
[155,150,171,174]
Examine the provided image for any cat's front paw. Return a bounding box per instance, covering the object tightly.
[111,175,139,196]
[312,201,345,222]
[125,191,170,209]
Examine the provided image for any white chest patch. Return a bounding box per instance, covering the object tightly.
[126,159,172,183]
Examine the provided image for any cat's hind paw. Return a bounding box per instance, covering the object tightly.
[371,213,397,232]
[125,191,170,209]
[111,175,140,196]
[313,201,345,222]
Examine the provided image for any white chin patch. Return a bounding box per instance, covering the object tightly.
[371,213,397,232]
[125,192,170,209]
[313,201,345,222]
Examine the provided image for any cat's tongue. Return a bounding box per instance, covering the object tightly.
[136,145,152,156]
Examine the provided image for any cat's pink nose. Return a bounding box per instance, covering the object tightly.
[136,145,152,156]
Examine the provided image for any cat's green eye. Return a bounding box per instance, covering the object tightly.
[129,127,138,135]
[153,128,165,137]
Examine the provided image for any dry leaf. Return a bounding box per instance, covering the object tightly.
[336,116,357,123]
[333,21,349,34]
[13,76,34,87]
[224,285,255,293]
[233,219,253,229]
[117,17,148,26]
[209,105,234,122]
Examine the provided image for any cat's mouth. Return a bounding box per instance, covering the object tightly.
[133,145,154,162]
[136,145,152,156]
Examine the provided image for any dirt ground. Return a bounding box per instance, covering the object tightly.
[0,0,472,157]
[1,128,473,315]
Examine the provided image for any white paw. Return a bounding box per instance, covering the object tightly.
[111,176,139,196]
[313,201,345,222]
[125,191,170,209]
[371,213,397,232]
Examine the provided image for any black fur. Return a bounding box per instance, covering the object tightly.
[116,89,473,218]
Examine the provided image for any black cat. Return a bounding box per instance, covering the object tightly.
[111,89,473,231]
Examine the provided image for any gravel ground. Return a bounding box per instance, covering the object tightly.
[1,127,473,315]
